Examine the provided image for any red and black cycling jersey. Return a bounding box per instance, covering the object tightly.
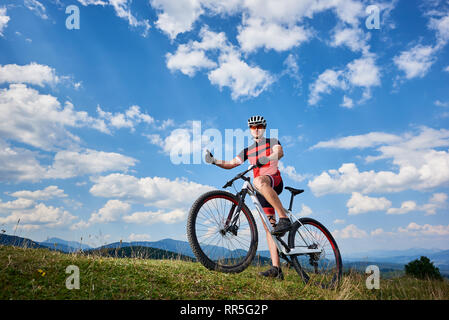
[236,138,281,178]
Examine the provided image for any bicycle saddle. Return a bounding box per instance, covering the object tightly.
[285,186,304,195]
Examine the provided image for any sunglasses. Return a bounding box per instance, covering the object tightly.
[250,125,266,130]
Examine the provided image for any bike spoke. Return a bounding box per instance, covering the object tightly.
[193,195,255,268]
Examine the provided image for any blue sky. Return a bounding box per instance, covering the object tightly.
[0,0,448,254]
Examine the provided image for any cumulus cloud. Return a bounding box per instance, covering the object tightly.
[308,54,381,106]
[89,173,214,210]
[208,49,274,100]
[24,0,48,20]
[46,149,137,179]
[89,199,131,224]
[0,7,10,36]
[165,26,224,76]
[153,0,387,100]
[96,105,154,132]
[9,186,67,200]
[308,69,347,105]
[86,173,215,226]
[332,224,368,239]
[388,193,448,215]
[150,0,204,39]
[329,25,370,54]
[0,198,35,212]
[394,12,449,80]
[0,62,61,87]
[346,192,391,215]
[308,127,449,196]
[386,201,417,215]
[0,83,109,151]
[0,140,137,182]
[398,222,449,236]
[278,161,306,182]
[123,208,186,225]
[78,0,150,36]
[0,203,77,230]
[237,17,311,52]
[394,44,437,80]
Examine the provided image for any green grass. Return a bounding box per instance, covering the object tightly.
[1,245,449,300]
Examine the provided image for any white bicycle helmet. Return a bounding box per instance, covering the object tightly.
[247,115,267,127]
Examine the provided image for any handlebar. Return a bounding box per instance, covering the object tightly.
[222,164,256,188]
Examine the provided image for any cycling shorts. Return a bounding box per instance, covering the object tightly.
[255,171,283,216]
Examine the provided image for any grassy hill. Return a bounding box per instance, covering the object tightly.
[1,245,449,300]
[86,245,196,261]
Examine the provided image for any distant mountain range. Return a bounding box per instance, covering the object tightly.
[1,233,448,274]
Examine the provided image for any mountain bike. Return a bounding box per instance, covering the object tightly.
[187,164,343,288]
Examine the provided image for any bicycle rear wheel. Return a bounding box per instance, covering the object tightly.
[288,217,342,288]
[187,190,258,273]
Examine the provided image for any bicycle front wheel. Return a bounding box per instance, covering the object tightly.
[288,218,342,288]
[187,190,258,273]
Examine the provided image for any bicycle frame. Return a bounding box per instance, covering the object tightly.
[238,179,323,257]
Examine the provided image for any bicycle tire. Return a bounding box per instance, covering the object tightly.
[187,190,258,273]
[288,217,342,288]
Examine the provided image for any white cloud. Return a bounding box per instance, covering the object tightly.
[165,25,274,99]
[150,0,203,39]
[341,95,354,108]
[346,192,391,215]
[0,198,35,212]
[278,161,306,182]
[24,0,48,20]
[309,127,449,196]
[332,224,368,239]
[421,193,448,215]
[298,204,312,217]
[9,186,67,200]
[435,100,449,107]
[0,140,48,183]
[165,26,226,77]
[237,17,310,52]
[346,54,380,88]
[0,203,77,229]
[398,222,449,236]
[0,7,10,37]
[310,54,380,106]
[428,13,449,47]
[128,233,151,241]
[308,69,346,105]
[89,199,131,224]
[208,49,274,100]
[311,132,402,150]
[78,0,150,36]
[386,201,417,215]
[386,193,447,215]
[394,44,437,79]
[0,83,108,151]
[166,44,217,77]
[46,149,137,179]
[89,173,214,210]
[0,139,136,183]
[97,105,154,132]
[282,53,301,87]
[0,62,60,86]
[123,208,186,225]
[242,0,364,26]
[330,26,370,54]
